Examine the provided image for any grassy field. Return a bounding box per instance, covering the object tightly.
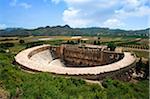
[0,36,149,98]
[132,51,149,59]
[123,48,149,59]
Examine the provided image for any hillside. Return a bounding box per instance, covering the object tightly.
[0,25,149,37]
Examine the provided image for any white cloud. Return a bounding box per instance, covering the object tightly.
[61,0,121,27]
[19,3,31,9]
[0,24,7,29]
[103,19,125,28]
[115,0,150,18]
[9,0,32,9]
[63,7,92,27]
[53,0,150,28]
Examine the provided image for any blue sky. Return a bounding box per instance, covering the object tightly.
[0,0,150,30]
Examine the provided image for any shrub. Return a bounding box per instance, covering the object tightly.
[19,40,25,44]
[0,43,14,49]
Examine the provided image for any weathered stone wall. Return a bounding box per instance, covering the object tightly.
[27,45,61,59]
[28,46,51,58]
[61,45,124,67]
[55,61,136,80]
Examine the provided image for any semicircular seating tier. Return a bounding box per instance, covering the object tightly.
[15,44,136,79]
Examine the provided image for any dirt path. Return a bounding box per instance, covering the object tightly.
[84,79,104,88]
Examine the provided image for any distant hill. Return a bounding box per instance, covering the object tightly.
[0,25,149,37]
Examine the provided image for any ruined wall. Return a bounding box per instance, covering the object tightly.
[50,46,61,59]
[61,45,124,67]
[28,46,51,58]
[57,61,136,80]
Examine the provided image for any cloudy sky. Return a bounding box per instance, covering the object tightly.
[0,0,150,30]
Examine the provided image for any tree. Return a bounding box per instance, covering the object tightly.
[77,39,80,44]
[70,41,74,44]
[97,41,100,45]
[83,41,86,43]
[19,40,25,44]
[67,40,70,44]
[107,43,116,51]
[94,41,97,45]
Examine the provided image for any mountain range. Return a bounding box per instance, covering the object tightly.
[0,25,149,37]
